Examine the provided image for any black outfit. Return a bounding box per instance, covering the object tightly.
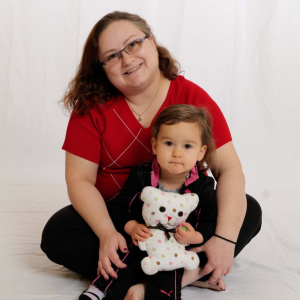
[91,162,217,300]
[41,165,262,298]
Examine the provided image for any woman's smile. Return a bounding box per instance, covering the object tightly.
[124,63,143,75]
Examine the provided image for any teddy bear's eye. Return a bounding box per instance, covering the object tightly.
[178,211,183,217]
[159,206,166,212]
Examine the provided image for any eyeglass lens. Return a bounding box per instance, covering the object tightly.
[104,39,143,65]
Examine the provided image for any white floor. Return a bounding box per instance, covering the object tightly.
[0,184,299,300]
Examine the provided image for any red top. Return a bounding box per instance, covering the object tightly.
[62,75,232,204]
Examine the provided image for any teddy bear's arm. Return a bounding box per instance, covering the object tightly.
[138,240,147,251]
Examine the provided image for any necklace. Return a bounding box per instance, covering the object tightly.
[126,77,162,122]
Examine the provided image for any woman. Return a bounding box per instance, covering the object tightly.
[41,11,262,300]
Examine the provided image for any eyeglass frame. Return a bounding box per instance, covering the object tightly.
[101,34,150,66]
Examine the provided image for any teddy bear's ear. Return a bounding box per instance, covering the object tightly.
[141,186,153,203]
[188,193,199,210]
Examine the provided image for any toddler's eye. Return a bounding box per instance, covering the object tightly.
[159,206,166,212]
[184,144,192,149]
[178,211,183,217]
[165,141,173,146]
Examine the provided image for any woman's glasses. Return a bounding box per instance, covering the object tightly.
[101,35,149,66]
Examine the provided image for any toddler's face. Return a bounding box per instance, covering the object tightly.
[152,122,207,178]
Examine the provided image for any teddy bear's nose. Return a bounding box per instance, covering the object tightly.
[168,216,172,221]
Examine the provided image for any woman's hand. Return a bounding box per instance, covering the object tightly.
[129,223,151,246]
[174,222,203,245]
[97,229,128,280]
[189,236,235,283]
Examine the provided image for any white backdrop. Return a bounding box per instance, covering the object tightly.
[1,0,300,299]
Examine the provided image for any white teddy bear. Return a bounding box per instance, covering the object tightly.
[138,186,200,275]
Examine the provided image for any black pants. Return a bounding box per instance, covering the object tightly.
[92,246,184,300]
[41,194,262,291]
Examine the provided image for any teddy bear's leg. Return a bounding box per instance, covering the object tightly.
[141,256,163,275]
[184,251,200,270]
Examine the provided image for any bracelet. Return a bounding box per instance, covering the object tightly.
[214,234,236,245]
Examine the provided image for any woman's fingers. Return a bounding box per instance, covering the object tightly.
[198,262,214,277]
[117,234,128,254]
[99,257,114,280]
[110,250,127,270]
[207,268,223,284]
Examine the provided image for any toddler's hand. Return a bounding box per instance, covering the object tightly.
[130,223,151,246]
[174,222,202,245]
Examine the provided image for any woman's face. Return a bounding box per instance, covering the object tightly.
[98,20,160,94]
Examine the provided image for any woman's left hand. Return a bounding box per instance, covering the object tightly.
[189,235,235,283]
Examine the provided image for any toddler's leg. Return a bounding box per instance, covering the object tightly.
[79,285,106,300]
[93,246,147,300]
[145,268,184,300]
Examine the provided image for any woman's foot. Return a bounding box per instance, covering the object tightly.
[189,277,226,291]
[124,283,146,300]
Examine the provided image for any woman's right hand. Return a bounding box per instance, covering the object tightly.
[97,229,128,280]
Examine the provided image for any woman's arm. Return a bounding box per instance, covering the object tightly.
[191,142,247,282]
[65,151,127,280]
[212,141,247,243]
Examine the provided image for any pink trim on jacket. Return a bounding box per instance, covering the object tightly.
[151,158,160,187]
[185,164,199,186]
[128,192,140,213]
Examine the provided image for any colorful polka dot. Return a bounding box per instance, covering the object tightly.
[154,197,158,201]
[169,262,173,265]
[180,203,183,207]
[152,248,156,251]
[158,239,162,243]
[173,195,177,198]
[161,254,165,258]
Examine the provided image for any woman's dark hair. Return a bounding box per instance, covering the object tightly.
[62,11,181,115]
[152,104,215,171]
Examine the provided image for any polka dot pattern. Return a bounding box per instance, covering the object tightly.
[139,186,200,274]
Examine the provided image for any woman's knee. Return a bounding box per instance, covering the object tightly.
[245,194,262,231]
[41,205,81,263]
